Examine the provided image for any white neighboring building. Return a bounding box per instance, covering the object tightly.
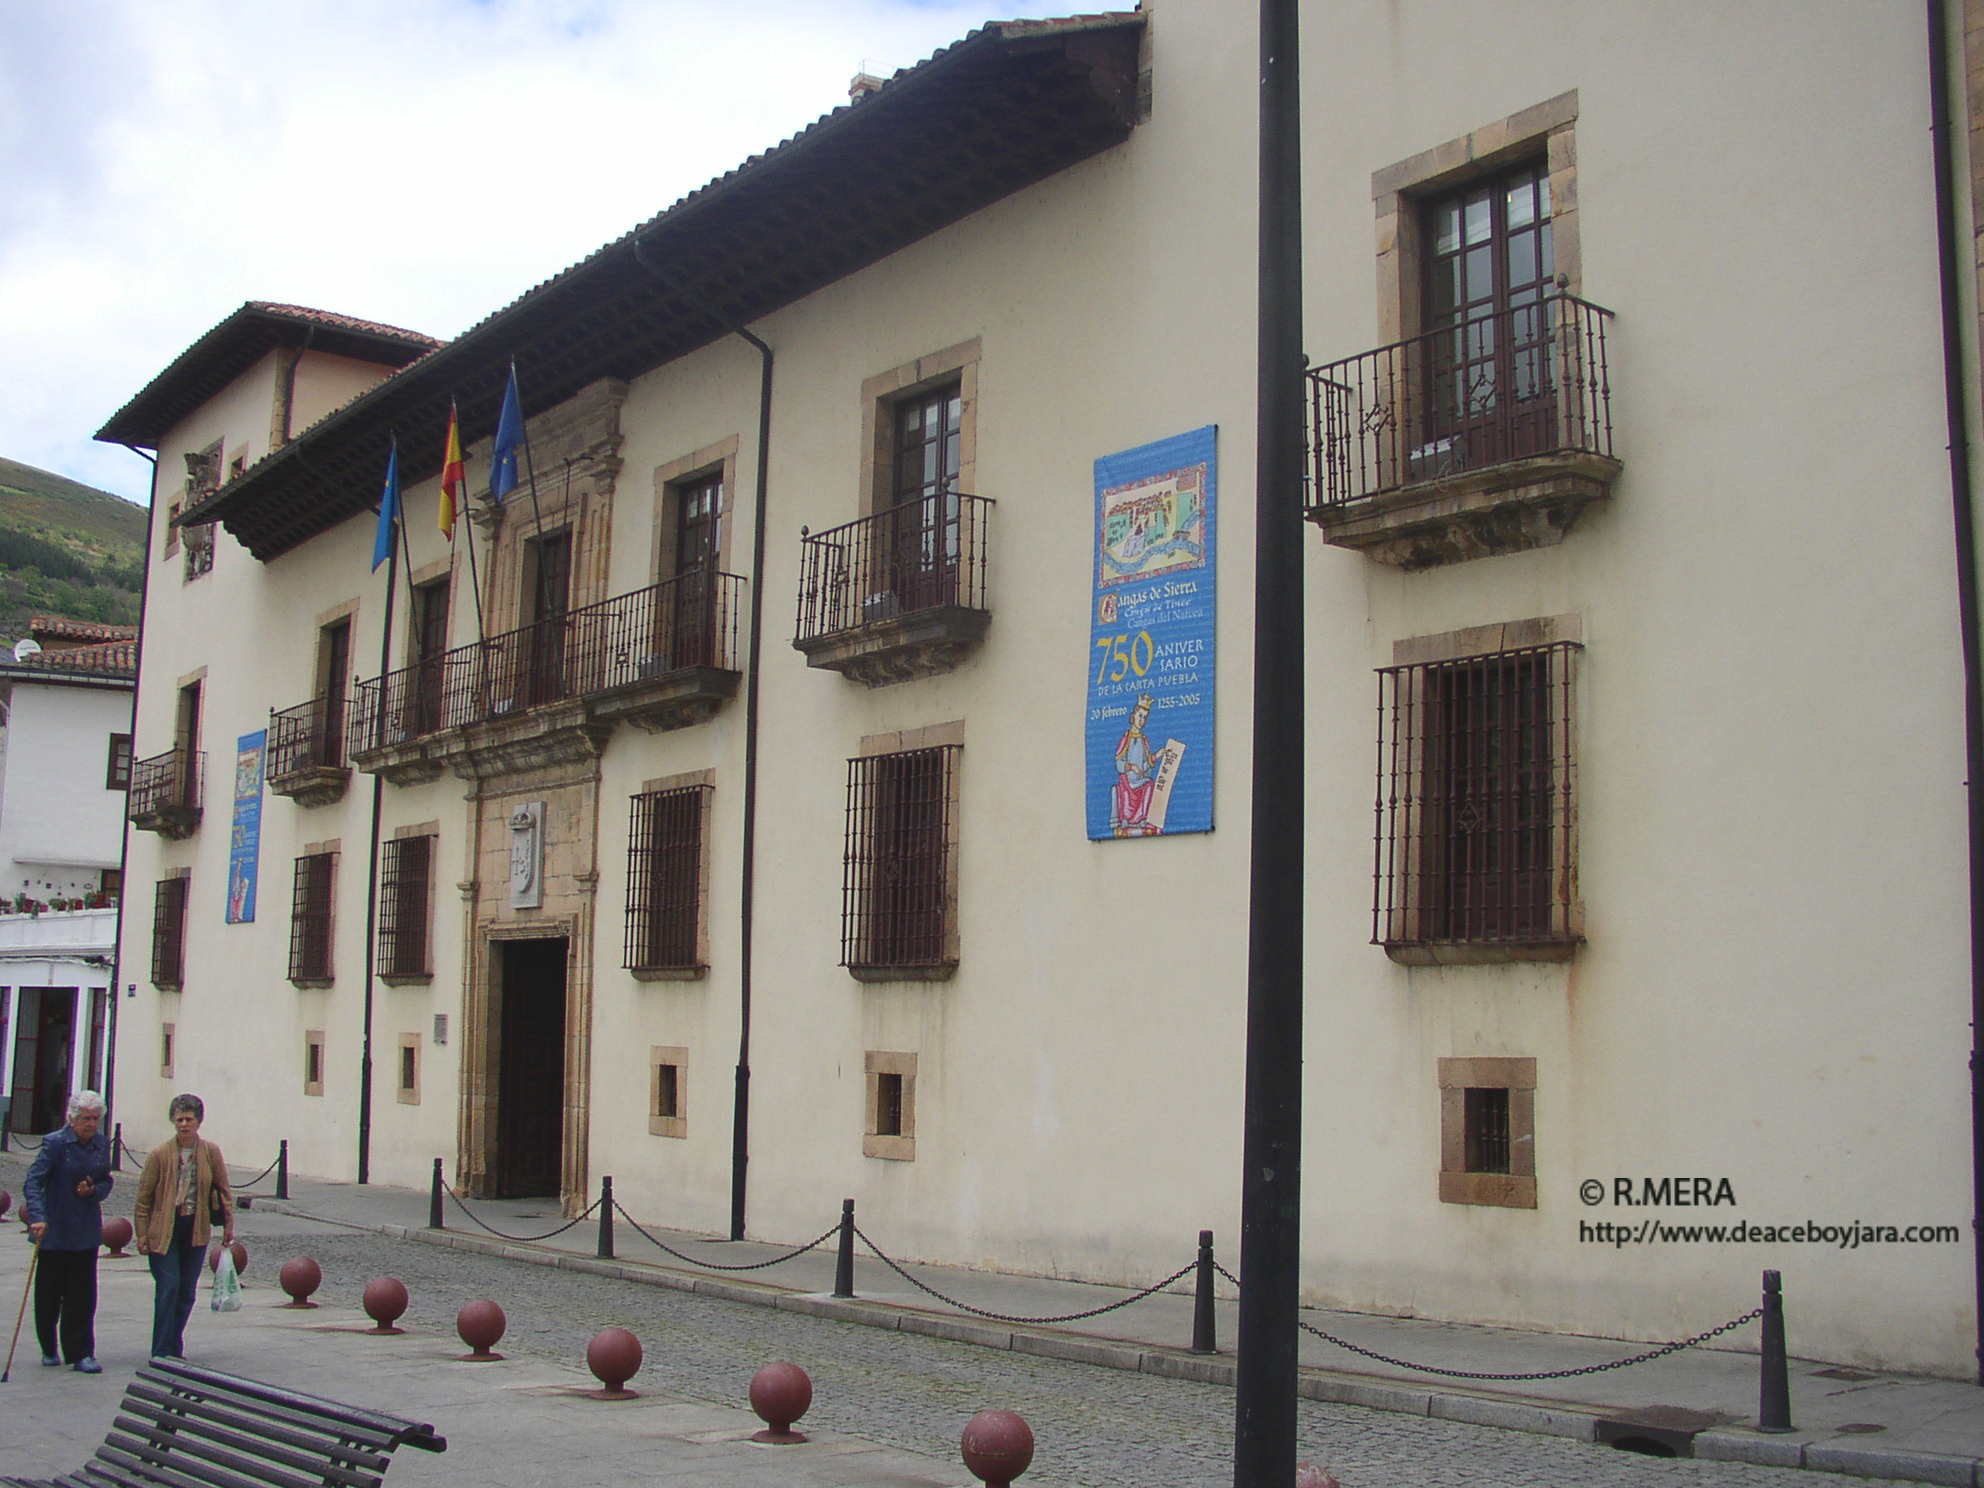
[0,621,134,1138]
[0,907,117,1141]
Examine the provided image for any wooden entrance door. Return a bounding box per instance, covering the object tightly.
[495,938,567,1199]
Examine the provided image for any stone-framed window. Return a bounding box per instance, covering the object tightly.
[625,773,712,978]
[152,872,189,989]
[860,340,979,521]
[842,724,962,981]
[288,847,337,986]
[1375,616,1581,964]
[378,830,436,983]
[863,1050,917,1162]
[650,1044,688,1138]
[397,1032,421,1106]
[303,1031,325,1097]
[1373,92,1580,348]
[1438,1056,1536,1208]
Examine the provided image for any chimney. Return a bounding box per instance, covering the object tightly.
[849,71,885,102]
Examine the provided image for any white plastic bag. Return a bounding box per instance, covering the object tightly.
[210,1250,242,1313]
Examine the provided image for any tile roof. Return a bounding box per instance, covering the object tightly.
[161,11,1146,560]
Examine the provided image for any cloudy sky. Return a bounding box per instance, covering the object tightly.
[0,0,1019,506]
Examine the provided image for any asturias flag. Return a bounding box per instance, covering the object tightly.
[438,401,466,537]
[372,438,401,571]
[489,366,522,504]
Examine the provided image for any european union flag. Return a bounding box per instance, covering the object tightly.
[371,438,400,572]
[490,365,522,503]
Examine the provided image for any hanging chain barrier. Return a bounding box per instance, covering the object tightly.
[245,1147,1778,1396]
[442,1180,600,1244]
[612,1201,840,1273]
[112,1129,281,1190]
[1212,1261,1766,1382]
[856,1223,1197,1325]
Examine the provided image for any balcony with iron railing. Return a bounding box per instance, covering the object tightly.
[793,492,993,686]
[349,570,744,784]
[128,748,203,838]
[266,696,350,807]
[1306,293,1618,569]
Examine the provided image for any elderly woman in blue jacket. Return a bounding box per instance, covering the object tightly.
[23,1089,113,1373]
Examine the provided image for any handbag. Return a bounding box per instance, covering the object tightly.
[202,1143,225,1225]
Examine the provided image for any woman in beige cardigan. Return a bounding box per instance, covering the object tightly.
[132,1093,234,1360]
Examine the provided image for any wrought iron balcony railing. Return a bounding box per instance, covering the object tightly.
[794,492,993,645]
[350,570,743,751]
[269,696,346,777]
[129,747,203,836]
[1306,293,1615,512]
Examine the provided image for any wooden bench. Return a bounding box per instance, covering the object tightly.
[3,1357,447,1488]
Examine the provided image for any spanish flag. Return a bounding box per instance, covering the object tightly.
[438,401,466,538]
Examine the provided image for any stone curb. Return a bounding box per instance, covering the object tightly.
[258,1202,1984,1488]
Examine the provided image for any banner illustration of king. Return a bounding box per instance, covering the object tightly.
[1085,426,1216,841]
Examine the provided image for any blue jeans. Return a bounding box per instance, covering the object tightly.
[148,1214,202,1359]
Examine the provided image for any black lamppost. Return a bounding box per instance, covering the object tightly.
[1233,0,1305,1484]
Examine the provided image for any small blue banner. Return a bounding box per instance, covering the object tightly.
[227,731,265,924]
[1085,426,1217,840]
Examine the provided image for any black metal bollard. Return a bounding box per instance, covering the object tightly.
[833,1199,856,1299]
[275,1139,290,1200]
[106,1122,118,1168]
[598,1175,615,1259]
[1758,1269,1793,1432]
[428,1158,445,1230]
[1191,1230,1218,1354]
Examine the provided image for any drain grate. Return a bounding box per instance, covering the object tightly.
[1596,1406,1722,1459]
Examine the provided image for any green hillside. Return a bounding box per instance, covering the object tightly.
[0,456,147,639]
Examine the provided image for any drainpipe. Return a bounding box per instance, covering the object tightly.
[632,236,772,1241]
[105,443,158,1135]
[1926,0,1984,1386]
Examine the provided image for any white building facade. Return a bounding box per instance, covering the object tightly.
[101,2,1984,1377]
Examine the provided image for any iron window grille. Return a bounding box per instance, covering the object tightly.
[288,852,336,983]
[842,746,960,974]
[378,835,434,979]
[625,784,711,973]
[1463,1087,1512,1174]
[1374,641,1579,953]
[151,876,187,988]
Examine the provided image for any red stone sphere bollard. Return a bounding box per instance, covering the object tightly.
[207,1240,248,1275]
[362,1277,409,1335]
[1295,1465,1341,1488]
[0,1186,10,1219]
[456,1300,506,1361]
[100,1217,133,1257]
[585,1327,642,1400]
[278,1256,322,1309]
[748,1361,813,1443]
[961,1410,1034,1487]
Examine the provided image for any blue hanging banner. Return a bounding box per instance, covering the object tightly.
[1085,426,1217,840]
[226,731,265,924]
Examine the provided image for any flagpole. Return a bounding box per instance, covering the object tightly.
[461,498,487,644]
[514,361,552,551]
[357,436,403,1188]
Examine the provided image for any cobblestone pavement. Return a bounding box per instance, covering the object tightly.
[235,1222,1818,1488]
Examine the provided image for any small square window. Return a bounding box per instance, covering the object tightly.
[863,1051,916,1161]
[1438,1057,1535,1208]
[304,1031,325,1097]
[396,1033,420,1106]
[649,1044,687,1138]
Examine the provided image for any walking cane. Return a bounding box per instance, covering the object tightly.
[2,1228,46,1382]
